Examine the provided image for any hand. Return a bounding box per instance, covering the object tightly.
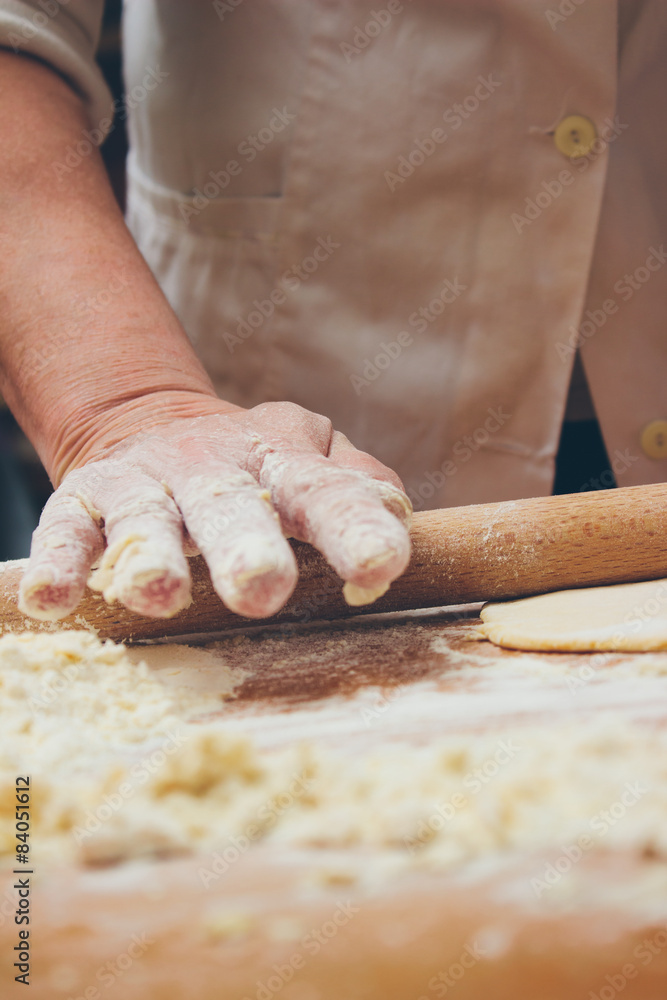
[19,399,412,621]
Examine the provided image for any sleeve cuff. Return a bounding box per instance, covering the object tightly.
[0,0,114,137]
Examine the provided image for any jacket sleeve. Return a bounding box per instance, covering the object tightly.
[0,0,114,132]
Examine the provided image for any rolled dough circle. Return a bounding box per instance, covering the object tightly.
[479,578,667,652]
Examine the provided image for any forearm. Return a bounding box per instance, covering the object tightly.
[0,51,226,485]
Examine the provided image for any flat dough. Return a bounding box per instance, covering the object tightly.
[479,578,667,652]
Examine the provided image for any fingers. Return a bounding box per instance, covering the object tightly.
[19,405,413,624]
[23,462,192,620]
[258,449,412,600]
[85,468,192,618]
[168,465,298,618]
[327,430,413,529]
[240,406,412,601]
[21,453,297,623]
[19,485,104,621]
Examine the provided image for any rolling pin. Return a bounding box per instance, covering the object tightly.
[0,483,665,643]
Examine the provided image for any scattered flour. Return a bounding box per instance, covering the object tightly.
[1,631,666,874]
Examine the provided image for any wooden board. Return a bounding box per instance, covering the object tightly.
[2,608,667,998]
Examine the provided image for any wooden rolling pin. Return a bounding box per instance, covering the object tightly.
[0,483,666,643]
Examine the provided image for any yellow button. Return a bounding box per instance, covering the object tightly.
[641,420,667,460]
[554,115,597,158]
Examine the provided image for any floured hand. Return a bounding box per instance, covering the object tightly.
[19,400,412,621]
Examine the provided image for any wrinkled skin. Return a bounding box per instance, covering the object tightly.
[19,401,412,621]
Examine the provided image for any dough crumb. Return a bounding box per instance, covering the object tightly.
[3,630,667,878]
[343,581,390,606]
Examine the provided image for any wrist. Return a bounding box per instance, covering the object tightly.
[47,389,242,487]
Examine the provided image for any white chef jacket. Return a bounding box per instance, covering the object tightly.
[1,0,665,509]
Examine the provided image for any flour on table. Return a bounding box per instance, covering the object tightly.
[1,631,667,872]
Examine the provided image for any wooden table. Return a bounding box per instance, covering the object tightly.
[2,607,667,999]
